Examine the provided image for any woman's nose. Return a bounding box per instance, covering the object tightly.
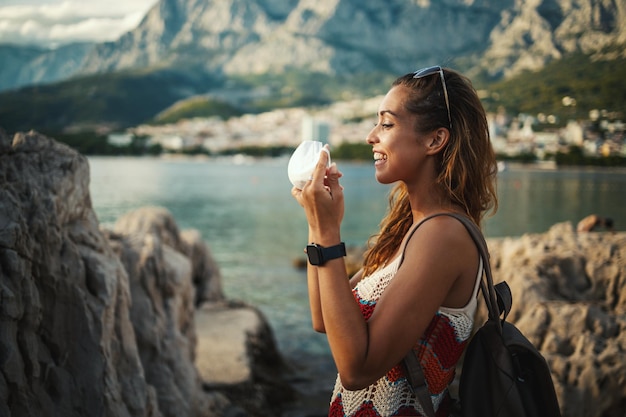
[366,127,378,144]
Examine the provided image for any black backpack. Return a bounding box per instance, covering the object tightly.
[403,213,561,417]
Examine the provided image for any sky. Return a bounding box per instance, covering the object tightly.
[0,0,159,48]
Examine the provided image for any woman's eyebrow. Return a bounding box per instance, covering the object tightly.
[378,110,398,117]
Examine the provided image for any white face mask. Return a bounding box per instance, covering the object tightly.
[287,140,331,189]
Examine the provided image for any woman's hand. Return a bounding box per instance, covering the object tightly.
[291,145,344,241]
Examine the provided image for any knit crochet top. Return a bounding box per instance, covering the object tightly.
[329,242,482,417]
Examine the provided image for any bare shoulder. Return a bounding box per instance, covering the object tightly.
[402,214,480,307]
[413,214,474,245]
[386,213,479,312]
[402,214,478,270]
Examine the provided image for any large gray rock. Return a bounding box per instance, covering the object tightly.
[1,130,166,416]
[484,223,626,417]
[110,206,224,306]
[104,207,227,417]
[195,301,295,417]
[0,130,290,417]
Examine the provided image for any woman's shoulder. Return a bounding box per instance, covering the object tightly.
[406,213,474,248]
[399,213,478,278]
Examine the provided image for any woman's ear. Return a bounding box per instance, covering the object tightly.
[426,128,450,154]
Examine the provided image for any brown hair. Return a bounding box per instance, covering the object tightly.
[361,68,498,276]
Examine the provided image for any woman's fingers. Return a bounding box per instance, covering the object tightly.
[325,163,343,195]
[310,145,330,185]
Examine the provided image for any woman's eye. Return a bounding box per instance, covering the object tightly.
[373,122,393,129]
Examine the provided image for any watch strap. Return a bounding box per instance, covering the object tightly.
[306,242,346,265]
[321,242,346,262]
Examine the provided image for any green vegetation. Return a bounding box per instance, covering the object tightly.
[478,52,626,124]
[332,142,373,160]
[50,131,626,169]
[2,53,623,135]
[226,70,395,112]
[221,142,375,161]
[153,96,242,124]
[221,145,294,158]
[0,68,221,134]
[496,152,538,164]
[54,132,162,156]
[555,145,626,167]
[0,67,396,134]
[492,146,626,167]
[0,51,624,168]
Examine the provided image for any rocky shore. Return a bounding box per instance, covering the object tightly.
[1,130,625,417]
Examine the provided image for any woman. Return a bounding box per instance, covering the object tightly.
[292,66,498,416]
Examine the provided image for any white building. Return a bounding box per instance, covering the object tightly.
[107,132,133,147]
[302,116,330,144]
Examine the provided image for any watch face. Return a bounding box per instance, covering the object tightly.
[307,245,323,265]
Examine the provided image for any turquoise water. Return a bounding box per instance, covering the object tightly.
[88,156,626,361]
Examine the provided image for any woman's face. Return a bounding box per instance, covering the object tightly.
[366,85,432,185]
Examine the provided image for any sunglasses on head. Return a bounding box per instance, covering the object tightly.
[413,66,452,130]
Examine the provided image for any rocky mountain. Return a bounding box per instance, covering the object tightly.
[1,0,625,92]
[0,43,94,91]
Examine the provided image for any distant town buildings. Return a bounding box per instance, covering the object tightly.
[301,116,330,144]
[107,132,133,147]
[116,96,625,160]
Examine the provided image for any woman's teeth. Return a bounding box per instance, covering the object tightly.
[374,152,387,161]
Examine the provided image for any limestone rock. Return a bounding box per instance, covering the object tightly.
[104,208,226,417]
[181,229,224,305]
[1,130,285,417]
[196,301,295,417]
[111,207,225,306]
[483,223,626,417]
[4,0,626,93]
[1,130,165,416]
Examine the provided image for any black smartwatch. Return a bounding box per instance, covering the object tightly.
[305,242,346,266]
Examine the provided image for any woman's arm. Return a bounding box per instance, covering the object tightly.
[307,236,364,333]
[316,217,477,390]
[307,228,325,332]
[293,146,347,333]
[293,150,476,390]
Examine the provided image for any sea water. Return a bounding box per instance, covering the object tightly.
[88,156,626,362]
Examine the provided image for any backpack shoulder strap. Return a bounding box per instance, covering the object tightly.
[401,212,504,323]
[440,213,505,326]
[404,350,436,417]
[402,212,507,417]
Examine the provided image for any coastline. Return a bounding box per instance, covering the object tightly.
[3,130,625,416]
[87,153,626,172]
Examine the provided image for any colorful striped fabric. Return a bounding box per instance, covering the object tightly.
[328,255,477,417]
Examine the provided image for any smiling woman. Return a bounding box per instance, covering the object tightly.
[291,67,498,417]
[0,0,158,48]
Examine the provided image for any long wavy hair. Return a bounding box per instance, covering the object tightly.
[361,68,498,277]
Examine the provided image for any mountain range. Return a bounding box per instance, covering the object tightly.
[0,0,625,133]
